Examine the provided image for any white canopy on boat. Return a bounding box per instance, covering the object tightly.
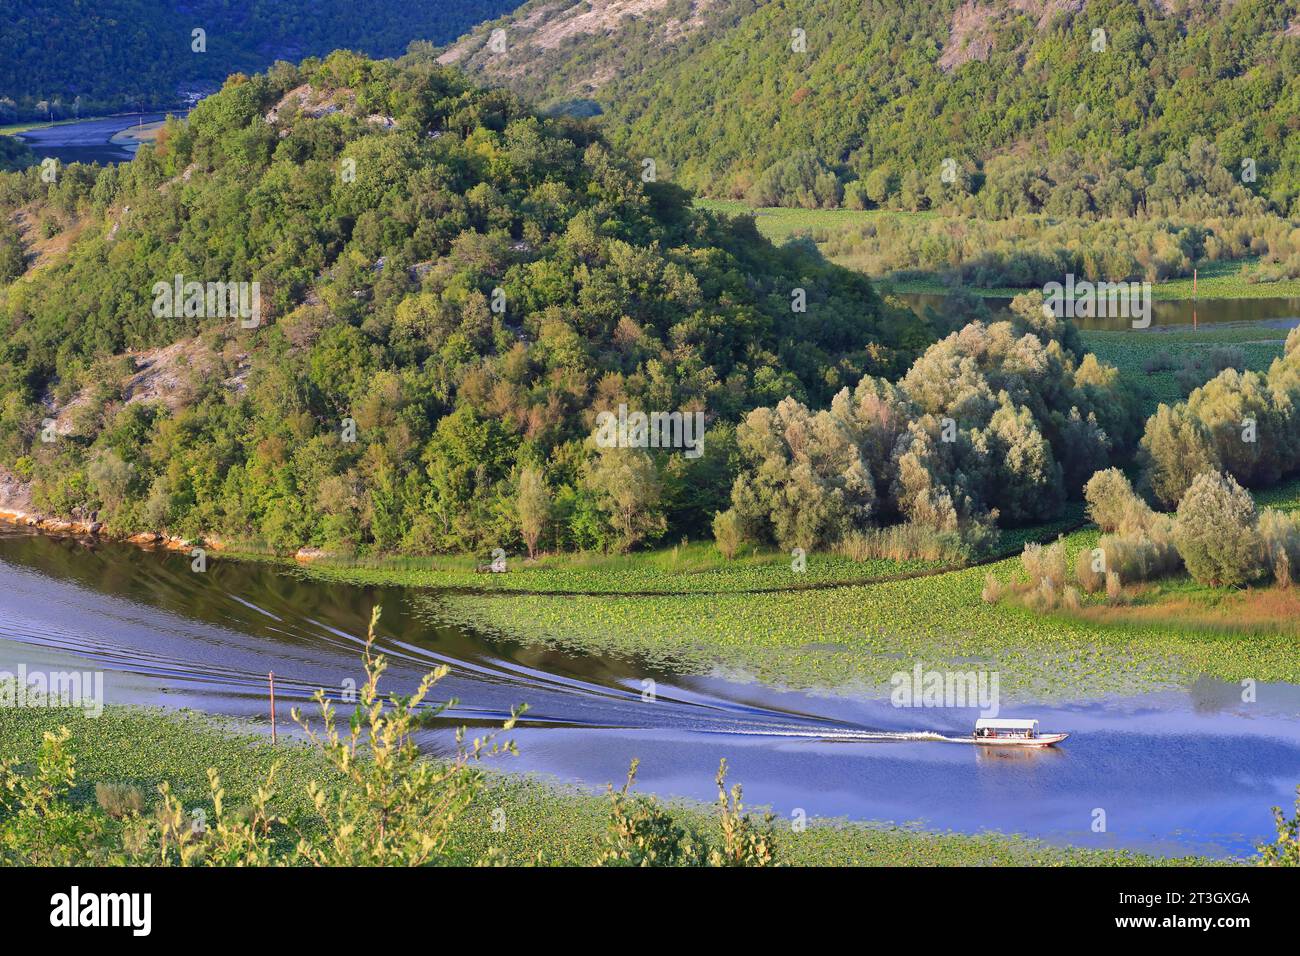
[975,719,1039,731]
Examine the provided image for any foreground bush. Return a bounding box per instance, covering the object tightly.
[1259,787,1300,866]
[599,758,778,867]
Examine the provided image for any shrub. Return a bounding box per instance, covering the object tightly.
[1173,471,1265,587]
[1061,585,1082,611]
[712,509,745,560]
[0,727,106,866]
[1142,350,1177,374]
[1021,539,1067,591]
[1259,507,1300,588]
[1258,786,1300,866]
[598,758,778,867]
[1035,575,1058,611]
[1142,336,1300,504]
[95,782,145,819]
[288,606,520,866]
[1084,468,1148,532]
[1140,403,1220,507]
[1099,520,1182,586]
[747,150,842,209]
[1075,547,1106,592]
[1174,346,1246,396]
[707,758,778,867]
[598,759,699,866]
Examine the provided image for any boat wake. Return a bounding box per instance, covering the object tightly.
[0,537,976,746]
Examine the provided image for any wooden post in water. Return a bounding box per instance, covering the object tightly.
[268,671,277,744]
[1193,268,1198,329]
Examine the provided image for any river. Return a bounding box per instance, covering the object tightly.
[14,112,176,165]
[1,527,1297,859]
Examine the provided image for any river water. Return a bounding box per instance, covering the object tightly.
[1,528,1297,858]
[896,292,1300,330]
[14,113,175,165]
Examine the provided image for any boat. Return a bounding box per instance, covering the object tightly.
[971,718,1068,747]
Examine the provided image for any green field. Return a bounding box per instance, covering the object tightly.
[699,199,941,239]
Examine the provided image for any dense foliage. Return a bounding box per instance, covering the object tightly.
[1140,327,1300,505]
[850,138,1300,285]
[0,0,524,120]
[446,0,1300,215]
[718,294,1142,553]
[0,137,34,174]
[1004,465,1300,602]
[0,53,929,556]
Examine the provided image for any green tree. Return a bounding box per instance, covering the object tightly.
[583,446,666,552]
[1173,471,1264,587]
[515,464,551,559]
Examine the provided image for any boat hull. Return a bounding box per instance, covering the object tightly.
[972,732,1068,747]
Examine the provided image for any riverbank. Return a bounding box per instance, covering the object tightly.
[9,501,1296,700]
[1,328,1297,703]
[697,200,1300,301]
[0,703,1218,866]
[217,510,1084,596]
[4,111,178,166]
[431,534,1300,700]
[883,256,1300,301]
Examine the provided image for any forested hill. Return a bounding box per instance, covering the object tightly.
[0,0,525,120]
[0,53,928,555]
[438,0,1300,213]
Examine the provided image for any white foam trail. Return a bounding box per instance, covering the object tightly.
[696,727,968,744]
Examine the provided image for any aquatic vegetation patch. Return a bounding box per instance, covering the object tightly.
[429,521,1300,702]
